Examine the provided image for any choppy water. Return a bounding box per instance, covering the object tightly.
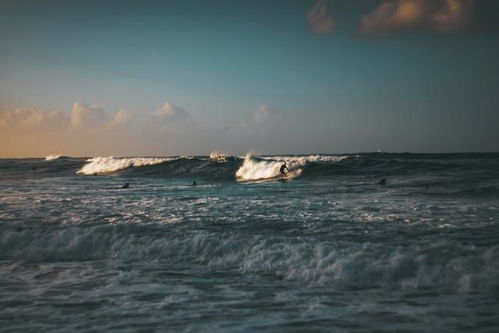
[1,153,499,332]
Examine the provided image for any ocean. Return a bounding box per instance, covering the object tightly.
[1,153,498,332]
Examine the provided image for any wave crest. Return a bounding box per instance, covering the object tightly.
[45,154,62,161]
[77,156,174,175]
[235,154,351,181]
[235,155,289,181]
[262,154,352,164]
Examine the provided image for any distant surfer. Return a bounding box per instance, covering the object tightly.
[378,178,387,185]
[192,181,197,186]
[279,163,289,178]
[121,182,130,189]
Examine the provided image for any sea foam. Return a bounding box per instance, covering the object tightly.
[235,155,290,181]
[45,154,62,161]
[235,154,349,181]
[262,154,352,164]
[2,224,497,292]
[77,156,174,175]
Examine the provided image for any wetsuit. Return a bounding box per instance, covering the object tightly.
[280,164,288,177]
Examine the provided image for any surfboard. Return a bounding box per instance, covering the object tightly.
[237,169,302,183]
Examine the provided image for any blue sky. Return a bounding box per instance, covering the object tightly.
[1,0,498,157]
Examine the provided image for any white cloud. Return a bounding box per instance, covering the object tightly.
[0,105,68,131]
[151,102,190,123]
[0,102,136,133]
[107,110,134,129]
[70,102,107,128]
[359,0,475,36]
[307,0,335,34]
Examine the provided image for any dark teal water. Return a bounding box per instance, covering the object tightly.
[1,153,498,332]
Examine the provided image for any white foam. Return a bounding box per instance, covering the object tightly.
[45,154,62,161]
[235,154,351,181]
[3,223,498,292]
[77,156,173,175]
[262,154,352,164]
[236,154,300,181]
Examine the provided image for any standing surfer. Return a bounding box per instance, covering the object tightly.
[279,163,289,178]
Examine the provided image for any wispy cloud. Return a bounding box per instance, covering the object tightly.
[253,104,281,124]
[307,0,335,34]
[1,102,137,134]
[107,110,134,129]
[359,0,475,36]
[70,102,107,128]
[151,102,190,124]
[0,105,68,131]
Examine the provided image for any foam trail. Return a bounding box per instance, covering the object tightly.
[77,156,174,175]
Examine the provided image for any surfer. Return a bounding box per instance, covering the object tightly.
[121,183,130,189]
[279,163,289,178]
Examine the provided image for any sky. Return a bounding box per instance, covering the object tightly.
[1,0,498,157]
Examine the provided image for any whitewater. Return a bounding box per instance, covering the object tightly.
[1,153,499,332]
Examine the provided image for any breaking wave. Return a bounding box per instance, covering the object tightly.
[44,154,71,161]
[3,153,497,186]
[261,154,353,164]
[77,156,176,175]
[75,154,353,179]
[235,154,303,181]
[1,223,498,292]
[45,154,62,161]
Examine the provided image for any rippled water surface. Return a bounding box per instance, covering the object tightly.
[1,154,499,332]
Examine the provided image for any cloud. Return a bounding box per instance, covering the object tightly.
[0,105,68,131]
[1,101,199,157]
[151,102,190,123]
[0,102,135,133]
[359,0,475,36]
[253,104,281,123]
[107,110,134,129]
[70,102,107,128]
[429,0,475,33]
[307,0,335,34]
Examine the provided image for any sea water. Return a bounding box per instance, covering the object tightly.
[1,153,498,332]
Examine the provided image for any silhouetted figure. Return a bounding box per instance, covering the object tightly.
[378,178,387,185]
[121,183,130,189]
[192,181,197,186]
[280,163,289,178]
